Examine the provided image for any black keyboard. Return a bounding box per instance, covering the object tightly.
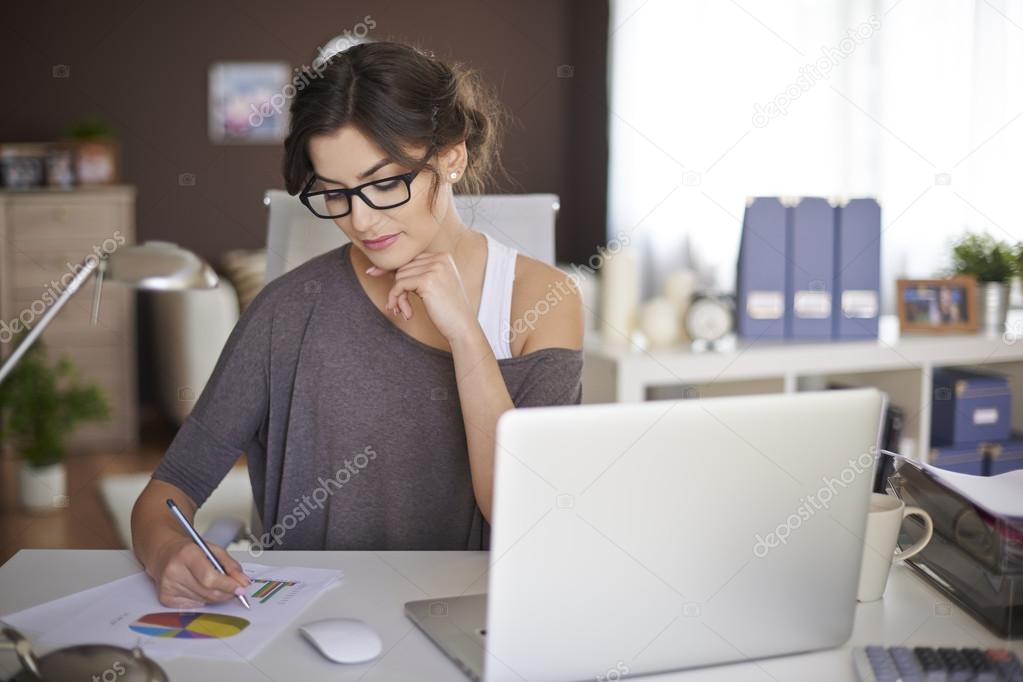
[852,645,1021,681]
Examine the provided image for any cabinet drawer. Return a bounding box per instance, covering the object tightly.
[9,201,123,242]
[11,237,124,260]
[10,251,114,290]
[11,287,132,344]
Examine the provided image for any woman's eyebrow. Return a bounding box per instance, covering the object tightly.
[318,158,393,186]
[358,158,392,179]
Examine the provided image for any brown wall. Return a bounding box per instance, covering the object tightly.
[0,0,608,266]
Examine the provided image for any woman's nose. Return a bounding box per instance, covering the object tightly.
[348,194,377,233]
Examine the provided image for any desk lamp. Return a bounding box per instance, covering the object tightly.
[0,240,218,385]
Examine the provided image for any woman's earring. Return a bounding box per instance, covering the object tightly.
[449,171,458,180]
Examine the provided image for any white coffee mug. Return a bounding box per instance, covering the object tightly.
[857,492,934,602]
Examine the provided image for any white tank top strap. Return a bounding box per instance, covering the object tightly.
[476,232,517,360]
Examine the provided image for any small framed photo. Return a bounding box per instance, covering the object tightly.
[0,143,48,188]
[897,276,978,333]
[45,144,76,188]
[68,139,121,185]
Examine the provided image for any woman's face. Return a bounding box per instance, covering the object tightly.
[306,124,448,269]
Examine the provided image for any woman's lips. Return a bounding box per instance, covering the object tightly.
[363,233,399,250]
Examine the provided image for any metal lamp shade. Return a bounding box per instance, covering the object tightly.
[105,241,218,290]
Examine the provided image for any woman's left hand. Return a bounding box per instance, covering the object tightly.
[366,253,476,342]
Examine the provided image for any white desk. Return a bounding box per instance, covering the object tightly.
[0,550,1018,681]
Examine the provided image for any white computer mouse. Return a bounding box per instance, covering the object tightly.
[299,618,383,664]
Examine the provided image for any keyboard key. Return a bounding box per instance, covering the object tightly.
[962,647,998,682]
[891,646,924,681]
[914,646,948,681]
[937,647,972,681]
[865,645,900,680]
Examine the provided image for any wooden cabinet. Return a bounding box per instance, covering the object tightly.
[0,186,138,451]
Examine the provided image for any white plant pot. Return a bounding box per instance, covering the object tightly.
[18,462,67,512]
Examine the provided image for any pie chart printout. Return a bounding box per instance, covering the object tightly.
[1,562,342,662]
[128,612,250,639]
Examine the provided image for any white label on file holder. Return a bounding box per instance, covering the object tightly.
[842,290,879,318]
[794,291,831,319]
[973,407,999,425]
[747,291,784,320]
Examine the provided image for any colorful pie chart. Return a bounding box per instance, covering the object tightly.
[129,612,249,639]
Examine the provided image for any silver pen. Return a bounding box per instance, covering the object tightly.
[165,498,251,609]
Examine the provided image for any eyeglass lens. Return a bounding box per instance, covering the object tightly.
[306,176,411,217]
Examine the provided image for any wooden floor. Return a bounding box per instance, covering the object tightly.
[0,431,170,566]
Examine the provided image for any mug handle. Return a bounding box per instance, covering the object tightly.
[893,506,934,562]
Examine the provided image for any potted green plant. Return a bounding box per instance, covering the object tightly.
[950,232,1017,334]
[0,334,110,512]
[62,115,121,185]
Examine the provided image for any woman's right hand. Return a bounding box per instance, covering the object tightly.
[146,537,251,608]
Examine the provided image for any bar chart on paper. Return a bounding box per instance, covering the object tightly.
[249,578,299,604]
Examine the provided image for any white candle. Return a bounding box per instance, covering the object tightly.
[600,244,640,344]
[664,269,697,309]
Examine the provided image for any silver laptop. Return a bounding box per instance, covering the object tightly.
[406,388,885,682]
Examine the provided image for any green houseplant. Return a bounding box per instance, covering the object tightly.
[950,232,1017,335]
[0,333,110,512]
[65,116,116,140]
[951,233,1016,283]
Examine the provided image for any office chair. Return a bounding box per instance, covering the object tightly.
[263,190,560,280]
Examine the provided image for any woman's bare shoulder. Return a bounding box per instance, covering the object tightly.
[509,253,583,356]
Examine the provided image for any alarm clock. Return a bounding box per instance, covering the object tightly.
[684,294,735,344]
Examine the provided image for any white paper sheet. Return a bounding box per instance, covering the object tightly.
[917,464,1023,520]
[0,562,342,661]
[888,449,1023,519]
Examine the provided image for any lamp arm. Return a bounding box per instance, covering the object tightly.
[90,257,107,324]
[0,256,101,385]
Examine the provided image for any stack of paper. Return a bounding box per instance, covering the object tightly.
[916,462,1023,521]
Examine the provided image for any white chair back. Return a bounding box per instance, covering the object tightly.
[263,190,559,283]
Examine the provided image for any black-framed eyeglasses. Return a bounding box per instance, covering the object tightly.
[299,169,422,219]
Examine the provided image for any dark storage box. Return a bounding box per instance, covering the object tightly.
[931,367,1011,446]
[929,442,989,475]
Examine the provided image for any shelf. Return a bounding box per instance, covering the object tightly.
[581,313,1023,461]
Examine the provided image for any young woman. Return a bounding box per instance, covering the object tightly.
[130,40,584,608]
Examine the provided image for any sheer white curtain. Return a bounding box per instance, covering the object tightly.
[608,0,1023,311]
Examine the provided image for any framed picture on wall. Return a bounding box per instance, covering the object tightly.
[208,61,291,144]
[896,276,978,333]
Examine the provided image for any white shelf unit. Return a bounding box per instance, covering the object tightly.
[581,315,1023,462]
